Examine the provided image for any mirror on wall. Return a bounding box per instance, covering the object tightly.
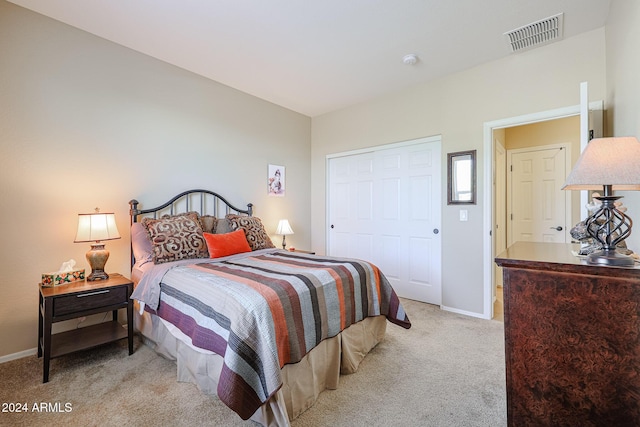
[447,150,476,205]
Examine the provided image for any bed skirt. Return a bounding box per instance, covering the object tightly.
[134,304,387,426]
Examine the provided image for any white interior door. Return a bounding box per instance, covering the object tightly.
[327,137,442,305]
[508,145,569,245]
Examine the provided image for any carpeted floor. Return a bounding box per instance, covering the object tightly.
[0,299,507,427]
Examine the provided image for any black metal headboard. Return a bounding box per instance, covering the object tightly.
[130,189,253,223]
[129,189,253,268]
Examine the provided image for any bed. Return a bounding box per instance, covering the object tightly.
[128,189,411,426]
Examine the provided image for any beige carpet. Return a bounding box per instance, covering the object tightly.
[0,299,507,427]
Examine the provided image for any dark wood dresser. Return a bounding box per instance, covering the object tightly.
[495,242,640,426]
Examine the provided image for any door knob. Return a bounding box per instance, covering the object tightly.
[550,226,563,231]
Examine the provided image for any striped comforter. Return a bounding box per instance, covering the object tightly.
[133,250,410,420]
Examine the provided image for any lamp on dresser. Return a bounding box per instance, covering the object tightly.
[74,208,121,280]
[276,219,294,250]
[562,136,640,267]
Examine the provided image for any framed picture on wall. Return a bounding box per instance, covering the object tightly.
[268,164,285,196]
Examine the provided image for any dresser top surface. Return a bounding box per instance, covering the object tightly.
[495,242,640,277]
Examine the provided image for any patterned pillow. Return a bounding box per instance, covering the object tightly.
[142,212,209,264]
[226,214,275,251]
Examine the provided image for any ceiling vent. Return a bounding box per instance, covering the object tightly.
[504,13,564,53]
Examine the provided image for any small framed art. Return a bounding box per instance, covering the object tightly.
[268,164,285,196]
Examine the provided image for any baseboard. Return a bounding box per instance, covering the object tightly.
[441,305,489,320]
[0,347,37,364]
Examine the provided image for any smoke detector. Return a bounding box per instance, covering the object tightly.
[504,13,564,53]
[402,54,418,65]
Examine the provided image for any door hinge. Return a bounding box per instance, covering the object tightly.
[510,165,513,172]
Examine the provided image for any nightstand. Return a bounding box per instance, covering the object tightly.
[289,249,315,254]
[38,273,134,383]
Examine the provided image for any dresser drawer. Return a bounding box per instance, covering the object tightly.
[53,286,127,317]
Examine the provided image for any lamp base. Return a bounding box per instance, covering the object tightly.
[87,269,109,281]
[587,249,635,267]
[584,187,634,268]
[86,243,110,281]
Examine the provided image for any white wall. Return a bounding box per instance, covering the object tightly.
[0,1,311,358]
[311,28,607,316]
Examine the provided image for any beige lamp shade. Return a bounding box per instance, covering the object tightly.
[74,209,120,281]
[74,211,121,243]
[276,219,294,236]
[562,137,640,191]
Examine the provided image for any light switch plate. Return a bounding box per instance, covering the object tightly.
[460,209,468,221]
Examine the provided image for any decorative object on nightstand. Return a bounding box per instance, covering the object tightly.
[41,259,85,287]
[74,208,121,280]
[276,219,294,249]
[562,136,640,267]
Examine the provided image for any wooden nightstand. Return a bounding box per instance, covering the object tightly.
[38,273,134,383]
[289,249,315,254]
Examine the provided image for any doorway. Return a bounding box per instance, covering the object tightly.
[493,118,580,320]
[483,105,597,320]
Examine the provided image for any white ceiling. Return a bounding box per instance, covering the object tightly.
[9,0,611,117]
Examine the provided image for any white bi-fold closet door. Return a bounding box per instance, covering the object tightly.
[327,137,442,305]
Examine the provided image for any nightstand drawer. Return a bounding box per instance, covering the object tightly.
[53,286,127,317]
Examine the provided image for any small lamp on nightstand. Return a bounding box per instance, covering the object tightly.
[74,208,121,281]
[276,219,294,250]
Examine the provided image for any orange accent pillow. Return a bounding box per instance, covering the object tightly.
[203,229,252,258]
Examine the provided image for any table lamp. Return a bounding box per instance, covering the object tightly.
[562,136,640,267]
[276,219,294,249]
[74,208,121,280]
